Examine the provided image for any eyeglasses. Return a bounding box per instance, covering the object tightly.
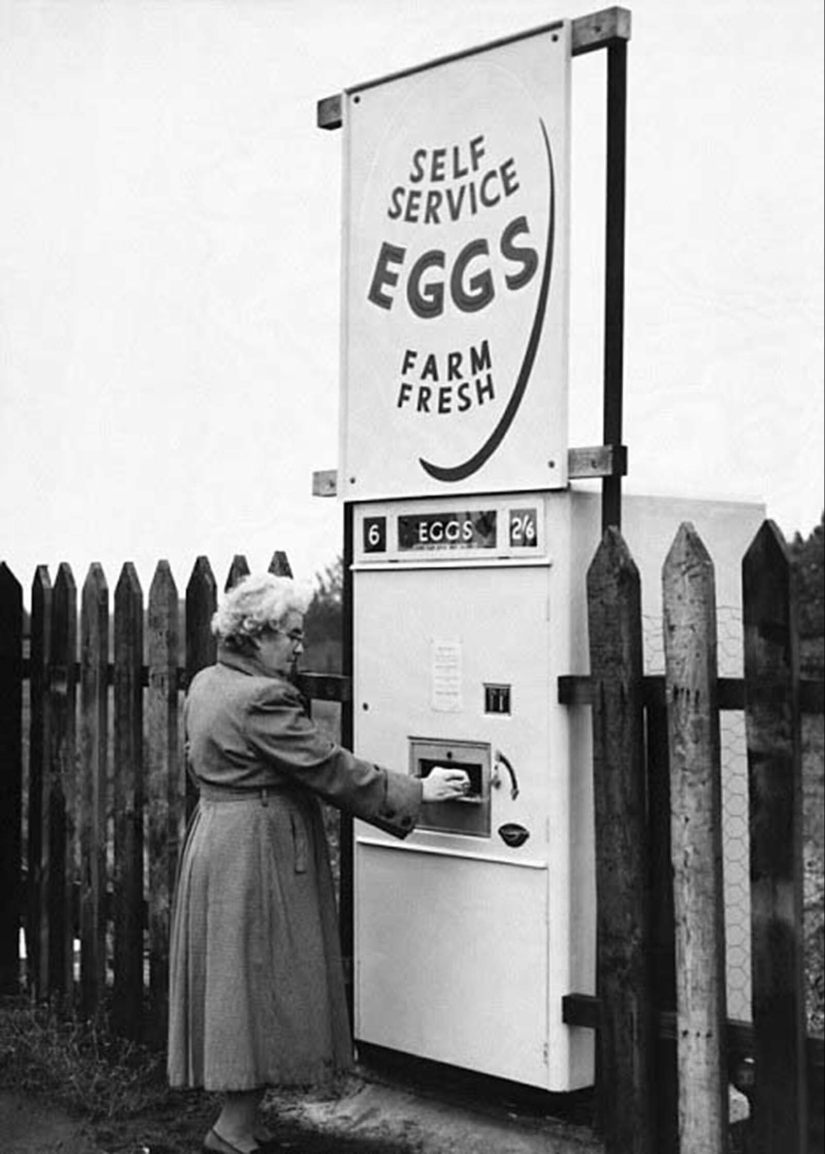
[272,628,304,647]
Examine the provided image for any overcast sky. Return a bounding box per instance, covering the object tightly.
[1,0,822,601]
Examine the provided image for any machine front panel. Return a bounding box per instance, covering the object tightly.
[351,492,593,1090]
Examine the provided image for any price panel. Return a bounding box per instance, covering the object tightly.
[509,507,538,548]
[354,497,547,564]
[363,517,387,553]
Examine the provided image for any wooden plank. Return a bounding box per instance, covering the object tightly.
[561,993,825,1074]
[28,566,51,997]
[663,523,729,1153]
[568,445,627,479]
[559,673,823,713]
[0,563,23,994]
[316,8,632,129]
[225,554,250,591]
[147,561,182,1045]
[112,564,144,1039]
[743,520,807,1154]
[79,564,109,1016]
[586,527,655,1154]
[312,446,629,493]
[47,564,77,998]
[296,672,352,703]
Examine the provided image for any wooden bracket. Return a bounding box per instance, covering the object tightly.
[568,444,627,479]
[317,92,342,131]
[312,444,626,497]
[570,6,631,55]
[317,7,631,129]
[312,468,338,497]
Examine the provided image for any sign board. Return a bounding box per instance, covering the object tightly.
[340,22,572,500]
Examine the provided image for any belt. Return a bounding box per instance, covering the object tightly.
[196,780,311,872]
[197,781,302,806]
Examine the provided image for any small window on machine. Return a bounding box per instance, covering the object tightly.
[484,684,511,715]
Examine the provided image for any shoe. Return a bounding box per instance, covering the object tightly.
[202,1127,263,1154]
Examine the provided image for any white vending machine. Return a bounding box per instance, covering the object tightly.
[351,491,596,1091]
[332,18,586,1091]
[331,14,765,1093]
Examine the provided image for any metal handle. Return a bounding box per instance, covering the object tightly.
[492,750,519,801]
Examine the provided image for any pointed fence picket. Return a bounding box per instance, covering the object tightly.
[112,563,144,1037]
[586,528,655,1154]
[663,524,729,1152]
[0,563,23,996]
[26,566,50,996]
[146,559,182,1043]
[79,564,108,1016]
[48,563,77,1001]
[743,522,809,1152]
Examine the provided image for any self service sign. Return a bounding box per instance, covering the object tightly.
[340,22,571,500]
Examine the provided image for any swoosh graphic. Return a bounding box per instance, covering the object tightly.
[419,118,555,483]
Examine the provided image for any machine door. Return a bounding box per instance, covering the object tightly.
[351,496,578,1088]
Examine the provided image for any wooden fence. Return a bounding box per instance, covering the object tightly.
[0,549,346,1045]
[560,519,824,1154]
[0,520,823,1154]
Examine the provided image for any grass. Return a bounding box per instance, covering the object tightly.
[0,996,170,1122]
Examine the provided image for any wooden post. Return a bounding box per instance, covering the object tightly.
[743,521,807,1154]
[113,564,144,1038]
[601,34,628,534]
[48,563,77,1000]
[147,561,182,1044]
[225,554,250,590]
[586,528,655,1154]
[0,563,23,994]
[29,566,51,997]
[79,564,109,1016]
[663,523,729,1153]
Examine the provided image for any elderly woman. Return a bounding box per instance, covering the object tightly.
[168,573,468,1154]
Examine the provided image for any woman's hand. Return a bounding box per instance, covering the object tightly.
[421,766,471,802]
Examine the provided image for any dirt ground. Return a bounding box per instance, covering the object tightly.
[0,1077,604,1154]
[0,1086,419,1153]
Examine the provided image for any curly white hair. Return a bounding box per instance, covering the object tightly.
[212,572,313,649]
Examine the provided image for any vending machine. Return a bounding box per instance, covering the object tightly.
[330,14,763,1092]
[350,490,595,1090]
[330,15,594,1092]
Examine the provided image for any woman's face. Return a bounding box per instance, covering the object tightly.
[256,610,305,678]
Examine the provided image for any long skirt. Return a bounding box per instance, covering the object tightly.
[167,788,353,1091]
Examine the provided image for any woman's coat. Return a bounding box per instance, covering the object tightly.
[167,647,422,1091]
